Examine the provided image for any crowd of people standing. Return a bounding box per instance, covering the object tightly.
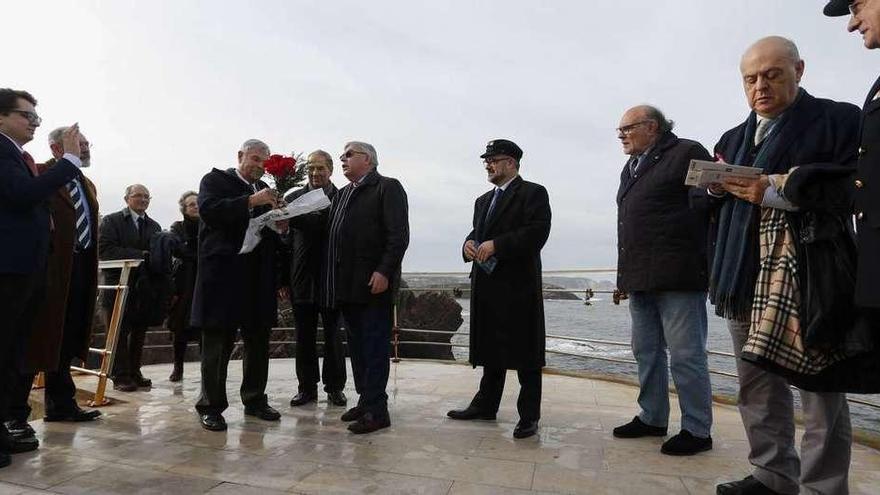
[0,3,879,494]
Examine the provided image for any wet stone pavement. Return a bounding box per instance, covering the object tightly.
[1,359,879,494]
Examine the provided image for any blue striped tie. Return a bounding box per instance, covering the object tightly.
[67,181,91,249]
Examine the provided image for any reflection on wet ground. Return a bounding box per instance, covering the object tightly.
[1,359,879,494]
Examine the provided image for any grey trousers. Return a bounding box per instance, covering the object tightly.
[728,319,851,495]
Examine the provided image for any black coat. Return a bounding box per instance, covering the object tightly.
[785,76,880,310]
[329,170,409,306]
[190,168,281,330]
[98,208,163,326]
[284,183,337,305]
[0,136,81,275]
[706,91,861,306]
[465,175,551,370]
[616,132,711,292]
[166,218,199,335]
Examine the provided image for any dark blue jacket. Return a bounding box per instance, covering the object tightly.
[0,135,81,274]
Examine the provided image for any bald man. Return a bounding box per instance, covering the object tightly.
[611,105,714,456]
[98,184,162,392]
[709,37,860,495]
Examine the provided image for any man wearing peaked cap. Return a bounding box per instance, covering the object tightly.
[448,139,551,440]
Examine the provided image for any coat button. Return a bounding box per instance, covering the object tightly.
[855,179,864,188]
[859,147,866,157]
[857,211,865,220]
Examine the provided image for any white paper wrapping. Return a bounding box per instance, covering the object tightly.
[239,188,331,254]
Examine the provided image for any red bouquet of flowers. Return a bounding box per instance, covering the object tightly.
[263,152,305,195]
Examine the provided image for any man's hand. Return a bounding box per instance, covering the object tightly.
[722,175,770,205]
[275,219,289,233]
[249,188,279,209]
[463,240,477,261]
[368,271,389,294]
[707,183,726,196]
[277,287,290,300]
[475,240,496,263]
[61,123,82,158]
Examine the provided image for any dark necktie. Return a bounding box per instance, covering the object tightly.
[627,155,640,178]
[68,181,91,249]
[485,188,503,222]
[22,151,39,176]
[136,216,145,242]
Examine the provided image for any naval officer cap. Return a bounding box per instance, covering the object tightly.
[480,139,523,160]
[824,0,852,16]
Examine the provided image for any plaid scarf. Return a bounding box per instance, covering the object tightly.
[741,208,848,374]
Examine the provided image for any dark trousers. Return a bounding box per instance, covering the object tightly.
[340,302,391,417]
[11,251,93,420]
[292,303,346,394]
[110,319,147,382]
[195,325,270,415]
[0,269,46,426]
[471,367,542,422]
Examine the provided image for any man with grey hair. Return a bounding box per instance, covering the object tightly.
[709,36,860,494]
[325,141,409,434]
[4,125,101,453]
[190,138,286,431]
[611,105,714,456]
[284,149,347,408]
[99,183,162,392]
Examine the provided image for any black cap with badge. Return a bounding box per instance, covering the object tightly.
[824,0,852,16]
[480,139,523,160]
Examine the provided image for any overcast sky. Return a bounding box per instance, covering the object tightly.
[6,1,876,272]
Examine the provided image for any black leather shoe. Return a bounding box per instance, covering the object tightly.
[347,412,390,434]
[513,419,539,439]
[244,404,281,421]
[168,367,183,382]
[716,475,780,495]
[113,379,138,392]
[0,451,9,469]
[612,416,667,438]
[0,433,39,454]
[199,413,227,432]
[289,391,318,407]
[4,420,35,439]
[44,407,102,423]
[341,405,365,422]
[446,405,496,421]
[327,391,347,407]
[661,429,712,456]
[132,373,152,388]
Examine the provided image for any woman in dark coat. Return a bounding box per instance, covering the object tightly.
[166,191,200,381]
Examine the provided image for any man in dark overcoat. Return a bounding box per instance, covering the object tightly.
[6,127,102,444]
[711,37,860,495]
[0,89,84,469]
[284,150,347,408]
[611,105,714,456]
[98,184,162,392]
[191,138,286,431]
[786,0,880,335]
[447,139,551,440]
[324,141,409,435]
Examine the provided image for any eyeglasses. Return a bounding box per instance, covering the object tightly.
[616,120,652,135]
[10,110,42,125]
[129,193,151,200]
[483,156,511,165]
[340,150,367,160]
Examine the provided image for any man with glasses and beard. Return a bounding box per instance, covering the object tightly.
[447,139,551,440]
